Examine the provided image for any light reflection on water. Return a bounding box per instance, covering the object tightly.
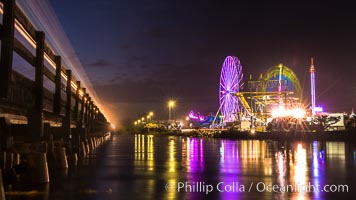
[163,136,353,200]
[37,134,356,200]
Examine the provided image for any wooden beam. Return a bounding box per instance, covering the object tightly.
[43,67,55,82]
[13,38,35,66]
[85,95,91,129]
[28,31,45,142]
[92,105,98,132]
[14,2,36,40]
[34,32,45,115]
[89,101,94,132]
[78,88,86,129]
[53,56,61,115]
[73,81,80,123]
[0,0,15,99]
[64,69,72,138]
[43,44,56,63]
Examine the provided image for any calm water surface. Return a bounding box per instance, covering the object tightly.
[10,134,356,200]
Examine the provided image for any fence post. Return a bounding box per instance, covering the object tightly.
[74,81,80,123]
[0,0,15,99]
[63,70,72,139]
[28,31,45,141]
[89,101,94,133]
[84,95,90,129]
[53,56,61,115]
[78,88,86,129]
[93,106,98,132]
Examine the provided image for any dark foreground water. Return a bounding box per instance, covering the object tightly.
[7,134,356,200]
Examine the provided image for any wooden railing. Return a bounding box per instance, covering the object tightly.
[0,0,109,141]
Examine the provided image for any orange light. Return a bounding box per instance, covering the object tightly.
[110,124,116,129]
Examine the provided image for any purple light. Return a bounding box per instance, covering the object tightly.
[188,113,198,119]
[219,56,243,122]
[312,141,325,199]
[188,111,205,121]
[219,140,241,198]
[310,58,316,116]
[187,138,204,172]
[315,106,323,112]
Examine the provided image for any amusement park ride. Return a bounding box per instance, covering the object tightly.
[213,56,347,132]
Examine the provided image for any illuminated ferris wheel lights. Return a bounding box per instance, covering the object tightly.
[219,56,243,123]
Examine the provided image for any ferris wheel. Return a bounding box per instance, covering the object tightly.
[218,56,244,123]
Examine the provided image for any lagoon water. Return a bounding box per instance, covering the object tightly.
[11,134,356,200]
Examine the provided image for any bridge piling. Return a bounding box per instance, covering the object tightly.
[0,169,5,200]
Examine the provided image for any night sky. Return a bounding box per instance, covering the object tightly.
[48,1,356,126]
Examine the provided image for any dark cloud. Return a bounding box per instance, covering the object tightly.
[120,44,133,50]
[142,27,167,38]
[86,59,112,67]
[126,56,147,64]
